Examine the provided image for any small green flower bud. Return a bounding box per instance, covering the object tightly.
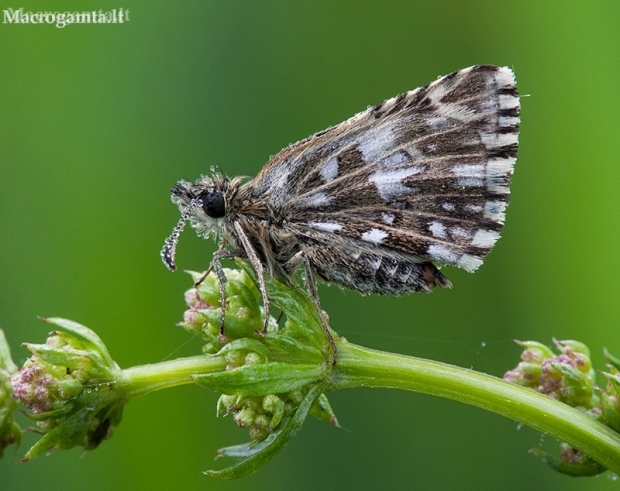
[253,413,271,431]
[244,352,262,366]
[225,350,246,369]
[262,394,282,413]
[517,340,554,363]
[234,407,256,428]
[181,308,208,332]
[262,394,285,429]
[184,288,210,310]
[554,339,590,358]
[288,390,304,406]
[217,394,236,416]
[503,362,542,387]
[248,425,269,441]
[245,397,262,411]
[503,341,554,388]
[188,270,223,308]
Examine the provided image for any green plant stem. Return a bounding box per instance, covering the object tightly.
[332,342,620,473]
[110,340,620,473]
[119,355,228,398]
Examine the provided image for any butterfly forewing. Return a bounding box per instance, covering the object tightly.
[249,65,519,276]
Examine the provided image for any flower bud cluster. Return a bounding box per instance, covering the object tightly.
[219,390,302,442]
[9,319,124,458]
[184,266,338,453]
[217,345,306,442]
[11,335,85,415]
[179,269,275,354]
[504,339,598,409]
[505,340,620,476]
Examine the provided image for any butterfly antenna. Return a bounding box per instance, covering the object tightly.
[161,199,202,271]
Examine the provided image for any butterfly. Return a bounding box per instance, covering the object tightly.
[162,65,520,362]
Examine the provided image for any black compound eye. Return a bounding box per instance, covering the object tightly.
[201,191,226,218]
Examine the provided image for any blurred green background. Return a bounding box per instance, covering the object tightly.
[1,1,619,489]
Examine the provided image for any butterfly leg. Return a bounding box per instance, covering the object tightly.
[194,238,230,288]
[233,221,271,334]
[302,256,338,365]
[284,251,338,364]
[193,265,213,288]
[211,246,246,334]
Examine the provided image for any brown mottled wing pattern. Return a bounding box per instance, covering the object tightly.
[249,65,519,294]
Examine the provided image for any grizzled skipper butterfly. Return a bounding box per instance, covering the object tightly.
[162,65,520,362]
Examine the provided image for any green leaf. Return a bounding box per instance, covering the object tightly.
[604,348,620,371]
[263,334,324,364]
[216,338,271,362]
[23,344,115,379]
[214,433,278,459]
[0,329,18,373]
[309,393,339,426]
[0,329,22,458]
[193,362,324,397]
[23,404,95,460]
[42,318,116,369]
[237,260,327,349]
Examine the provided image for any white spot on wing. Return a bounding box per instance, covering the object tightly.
[453,164,486,188]
[381,212,395,225]
[361,228,388,245]
[305,222,342,233]
[499,115,519,127]
[486,157,515,194]
[429,221,447,238]
[471,229,500,248]
[358,123,396,161]
[299,192,331,207]
[427,244,458,264]
[457,254,483,272]
[486,158,514,178]
[479,131,518,149]
[320,157,339,183]
[385,261,398,276]
[369,166,425,200]
[442,202,455,211]
[426,116,451,129]
[450,226,471,238]
[498,94,518,110]
[483,200,508,224]
[456,177,484,187]
[453,164,485,178]
[495,67,516,88]
[377,151,411,169]
[433,102,477,123]
[397,268,412,283]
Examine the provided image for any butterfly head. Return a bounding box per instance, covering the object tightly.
[161,173,232,271]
